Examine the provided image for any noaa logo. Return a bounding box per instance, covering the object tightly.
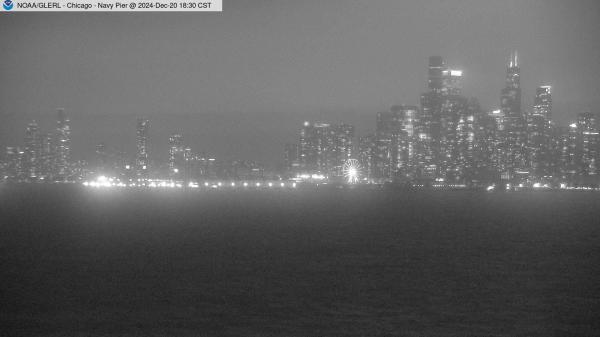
[3,0,13,10]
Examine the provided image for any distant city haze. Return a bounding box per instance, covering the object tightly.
[1,0,599,167]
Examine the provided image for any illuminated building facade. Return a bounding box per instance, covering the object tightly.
[577,112,599,177]
[370,105,419,181]
[418,92,438,180]
[483,109,506,180]
[300,121,327,173]
[443,69,463,96]
[169,133,184,178]
[373,109,403,180]
[299,121,354,176]
[40,133,56,180]
[330,124,355,176]
[24,121,40,180]
[453,98,477,182]
[418,56,457,179]
[396,105,418,179]
[428,55,445,93]
[499,51,527,182]
[4,147,23,181]
[417,57,450,179]
[439,96,464,181]
[550,126,577,181]
[358,134,376,181]
[3,117,62,182]
[136,118,150,179]
[56,108,71,180]
[527,86,552,179]
[419,56,471,182]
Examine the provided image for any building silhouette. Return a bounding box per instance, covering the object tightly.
[169,133,184,178]
[56,108,71,180]
[298,121,354,177]
[528,86,553,179]
[136,118,150,179]
[499,51,527,182]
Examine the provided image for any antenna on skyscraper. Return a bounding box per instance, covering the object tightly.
[509,50,519,68]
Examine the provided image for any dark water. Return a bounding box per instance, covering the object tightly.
[1,185,599,336]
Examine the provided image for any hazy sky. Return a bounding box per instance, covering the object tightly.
[1,0,600,166]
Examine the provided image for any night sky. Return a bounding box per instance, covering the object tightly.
[1,0,599,167]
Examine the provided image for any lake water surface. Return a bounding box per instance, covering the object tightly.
[1,185,599,336]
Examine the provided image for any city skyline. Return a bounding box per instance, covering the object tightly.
[2,0,600,166]
[3,52,599,189]
[1,50,598,169]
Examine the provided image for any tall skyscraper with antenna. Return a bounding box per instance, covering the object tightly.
[499,51,526,182]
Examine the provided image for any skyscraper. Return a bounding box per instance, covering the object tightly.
[577,112,599,177]
[483,109,506,180]
[419,95,440,179]
[420,56,470,182]
[358,134,376,181]
[428,56,445,93]
[442,96,474,183]
[472,103,498,182]
[528,86,552,179]
[169,133,184,178]
[460,99,478,181]
[4,147,22,181]
[499,51,526,182]
[396,105,418,179]
[136,118,150,179]
[374,109,403,180]
[40,132,56,180]
[298,121,354,176]
[373,105,419,181]
[549,126,575,182]
[56,108,71,180]
[415,95,437,181]
[564,123,581,181]
[95,142,108,174]
[299,121,325,173]
[443,69,463,96]
[330,124,354,176]
[24,121,40,180]
[533,86,552,121]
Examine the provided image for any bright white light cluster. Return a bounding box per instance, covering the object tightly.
[147,180,183,188]
[431,184,467,188]
[84,176,298,190]
[342,159,361,184]
[295,173,326,181]
[83,175,127,188]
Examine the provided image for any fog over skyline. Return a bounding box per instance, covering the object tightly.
[1,0,600,166]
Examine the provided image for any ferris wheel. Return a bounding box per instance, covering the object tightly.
[342,159,362,184]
